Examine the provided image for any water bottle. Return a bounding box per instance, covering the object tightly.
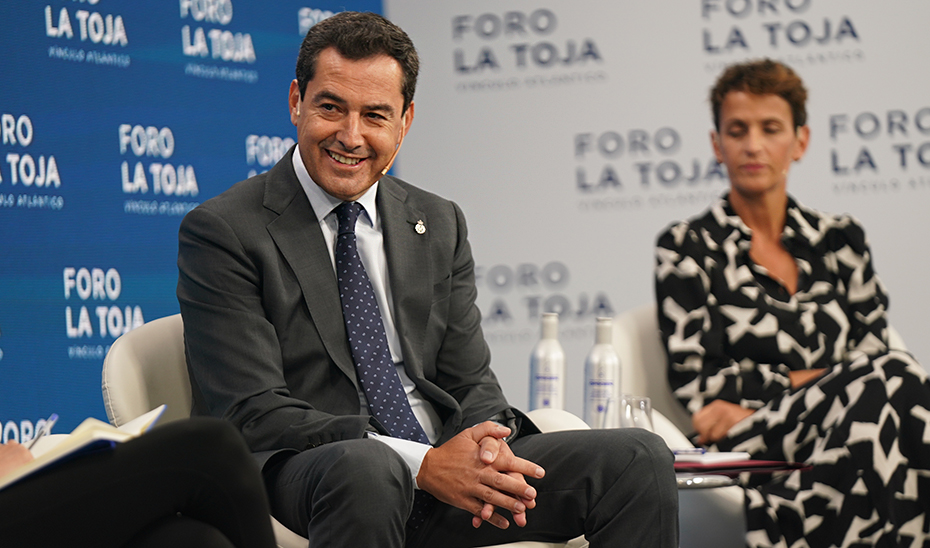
[584,317,621,428]
[529,313,565,410]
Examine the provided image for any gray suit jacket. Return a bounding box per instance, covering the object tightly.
[177,150,529,467]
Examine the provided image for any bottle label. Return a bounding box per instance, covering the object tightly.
[584,379,618,428]
[532,375,562,408]
[530,349,564,410]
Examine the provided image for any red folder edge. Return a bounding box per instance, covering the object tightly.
[674,460,812,477]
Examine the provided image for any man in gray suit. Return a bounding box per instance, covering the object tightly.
[178,11,677,548]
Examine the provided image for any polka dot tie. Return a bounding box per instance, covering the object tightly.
[334,202,433,529]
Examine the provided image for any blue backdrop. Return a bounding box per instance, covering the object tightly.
[0,0,381,439]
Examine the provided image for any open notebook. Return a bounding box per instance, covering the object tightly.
[0,405,166,492]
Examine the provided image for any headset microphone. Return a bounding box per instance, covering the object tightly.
[380,128,406,176]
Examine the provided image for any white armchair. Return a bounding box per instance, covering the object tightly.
[101,314,309,548]
[613,304,746,548]
[101,314,586,548]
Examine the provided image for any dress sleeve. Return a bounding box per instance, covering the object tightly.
[654,224,792,414]
[831,216,890,356]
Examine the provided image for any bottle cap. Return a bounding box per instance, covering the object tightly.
[595,316,613,344]
[541,312,559,339]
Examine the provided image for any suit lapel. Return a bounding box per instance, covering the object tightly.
[378,177,431,379]
[263,155,357,385]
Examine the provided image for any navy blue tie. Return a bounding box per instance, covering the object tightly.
[334,201,430,444]
[333,201,433,528]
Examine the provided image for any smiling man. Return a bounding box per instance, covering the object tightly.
[177,11,678,548]
[288,46,412,202]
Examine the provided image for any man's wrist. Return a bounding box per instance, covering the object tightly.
[367,432,431,488]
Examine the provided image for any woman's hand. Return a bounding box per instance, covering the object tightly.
[692,400,755,445]
[0,441,34,478]
[788,368,827,389]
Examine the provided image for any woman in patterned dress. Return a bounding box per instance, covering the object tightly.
[654,59,930,547]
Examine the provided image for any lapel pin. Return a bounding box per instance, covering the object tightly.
[415,220,426,234]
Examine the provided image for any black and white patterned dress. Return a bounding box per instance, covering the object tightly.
[655,193,930,548]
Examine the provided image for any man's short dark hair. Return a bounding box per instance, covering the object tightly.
[296,11,419,113]
[710,58,807,131]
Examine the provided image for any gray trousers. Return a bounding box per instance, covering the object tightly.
[264,428,679,548]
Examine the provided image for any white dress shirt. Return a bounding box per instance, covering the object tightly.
[291,148,442,486]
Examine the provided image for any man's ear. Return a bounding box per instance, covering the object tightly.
[401,101,415,140]
[289,79,301,125]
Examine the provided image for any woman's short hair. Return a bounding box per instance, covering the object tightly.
[710,59,807,131]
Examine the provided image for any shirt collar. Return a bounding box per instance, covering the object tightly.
[711,192,814,251]
[291,146,380,228]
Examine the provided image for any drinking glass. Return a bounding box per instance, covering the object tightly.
[619,394,654,431]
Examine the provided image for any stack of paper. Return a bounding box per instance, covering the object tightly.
[673,450,750,463]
